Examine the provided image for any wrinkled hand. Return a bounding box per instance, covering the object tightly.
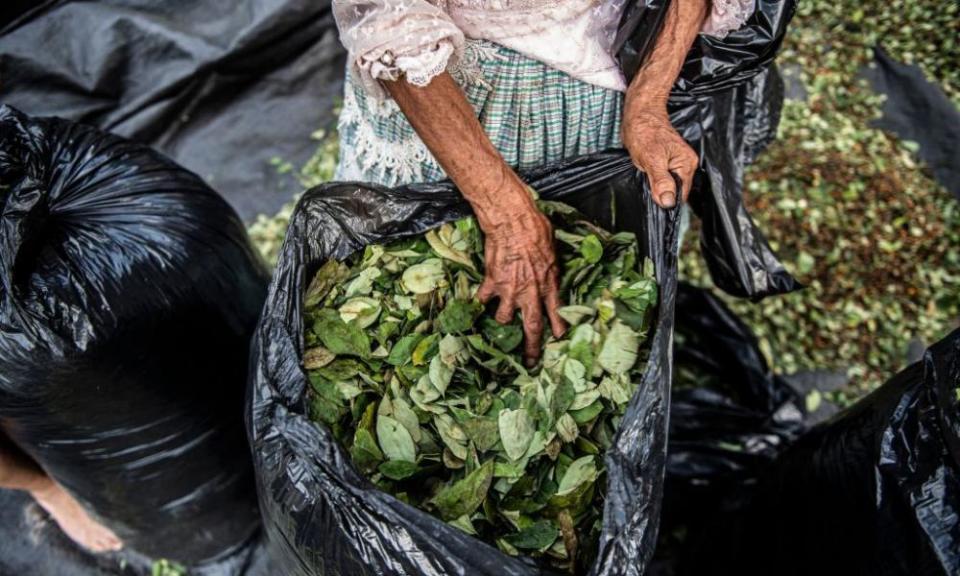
[476,207,567,366]
[622,108,698,208]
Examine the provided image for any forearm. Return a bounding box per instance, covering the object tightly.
[385,73,536,231]
[625,0,709,111]
[621,0,708,205]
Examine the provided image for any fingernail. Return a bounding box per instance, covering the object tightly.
[660,192,676,207]
[524,357,536,368]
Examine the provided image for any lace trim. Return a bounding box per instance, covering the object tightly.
[449,39,506,89]
[338,39,504,185]
[356,39,501,117]
[702,0,755,38]
[364,40,458,89]
[337,86,436,185]
[440,0,560,9]
[356,35,504,100]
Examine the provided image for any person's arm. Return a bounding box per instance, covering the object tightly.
[386,75,566,364]
[622,0,710,207]
[332,1,563,362]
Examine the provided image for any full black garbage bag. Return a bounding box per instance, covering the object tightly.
[248,150,681,576]
[616,0,801,300]
[0,106,269,568]
[693,329,960,576]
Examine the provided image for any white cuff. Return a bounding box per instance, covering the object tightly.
[355,38,460,100]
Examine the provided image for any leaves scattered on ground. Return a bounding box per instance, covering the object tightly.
[679,0,960,401]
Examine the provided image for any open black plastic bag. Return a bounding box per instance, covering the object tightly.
[685,329,960,576]
[0,106,269,569]
[248,150,681,575]
[616,0,801,300]
[648,283,808,574]
[664,283,806,520]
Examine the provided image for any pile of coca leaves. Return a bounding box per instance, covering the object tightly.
[302,201,657,572]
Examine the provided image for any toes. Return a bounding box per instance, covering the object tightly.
[87,531,122,553]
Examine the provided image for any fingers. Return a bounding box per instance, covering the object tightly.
[476,277,495,304]
[519,292,545,367]
[544,270,566,338]
[494,287,517,324]
[668,144,699,201]
[678,165,695,201]
[645,156,677,209]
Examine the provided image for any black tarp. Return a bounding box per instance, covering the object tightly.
[863,47,960,200]
[0,0,345,221]
[0,489,277,576]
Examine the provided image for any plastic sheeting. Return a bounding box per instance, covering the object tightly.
[650,282,809,575]
[863,47,960,200]
[0,106,268,569]
[248,150,681,576]
[666,282,805,501]
[0,0,345,222]
[0,488,278,576]
[616,0,801,300]
[676,329,960,576]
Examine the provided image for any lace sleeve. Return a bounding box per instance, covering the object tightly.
[701,0,756,39]
[333,0,466,99]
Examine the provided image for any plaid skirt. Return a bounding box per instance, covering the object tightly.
[334,40,625,187]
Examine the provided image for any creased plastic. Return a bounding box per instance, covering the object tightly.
[667,282,805,488]
[685,329,960,576]
[0,485,278,576]
[248,150,681,576]
[616,0,801,300]
[0,0,344,221]
[0,106,269,568]
[652,283,808,574]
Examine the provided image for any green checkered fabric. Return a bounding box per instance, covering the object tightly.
[335,40,624,187]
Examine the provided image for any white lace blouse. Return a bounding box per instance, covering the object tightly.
[333,0,756,99]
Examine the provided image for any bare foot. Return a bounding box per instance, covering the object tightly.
[31,481,123,553]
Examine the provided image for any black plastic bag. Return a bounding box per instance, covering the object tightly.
[248,151,681,576]
[616,0,801,300]
[0,106,268,568]
[693,329,960,576]
[665,283,806,516]
[649,283,808,575]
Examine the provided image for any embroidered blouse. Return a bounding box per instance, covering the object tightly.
[332,0,756,99]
